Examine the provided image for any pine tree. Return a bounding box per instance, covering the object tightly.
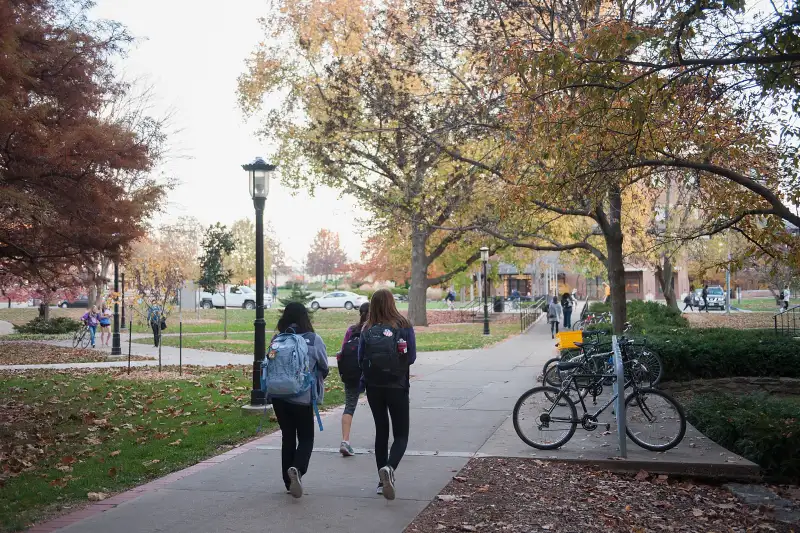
[279,283,314,307]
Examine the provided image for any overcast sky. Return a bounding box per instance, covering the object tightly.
[92,0,368,268]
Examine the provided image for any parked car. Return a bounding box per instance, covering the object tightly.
[199,286,273,310]
[309,291,368,310]
[695,286,726,310]
[59,295,89,308]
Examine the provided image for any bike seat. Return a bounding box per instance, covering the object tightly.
[557,361,584,371]
[573,341,584,348]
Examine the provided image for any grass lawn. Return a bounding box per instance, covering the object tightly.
[0,366,345,532]
[139,322,522,354]
[0,308,85,326]
[733,298,783,312]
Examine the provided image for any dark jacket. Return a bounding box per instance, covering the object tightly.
[358,325,417,389]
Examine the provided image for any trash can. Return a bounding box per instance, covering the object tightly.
[493,296,504,312]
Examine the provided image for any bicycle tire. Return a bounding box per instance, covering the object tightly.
[513,386,577,450]
[72,328,85,349]
[571,320,584,331]
[635,347,664,386]
[80,329,91,348]
[541,357,561,384]
[624,388,686,452]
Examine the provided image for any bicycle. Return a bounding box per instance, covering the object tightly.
[72,324,91,349]
[515,340,685,451]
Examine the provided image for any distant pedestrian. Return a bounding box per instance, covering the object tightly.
[548,296,562,339]
[336,302,369,457]
[561,292,573,329]
[81,305,101,348]
[603,282,611,304]
[783,284,791,311]
[359,289,416,500]
[445,288,456,310]
[267,302,329,499]
[99,304,112,346]
[147,300,163,347]
[682,293,694,312]
[701,285,709,313]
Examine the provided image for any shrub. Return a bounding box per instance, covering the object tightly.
[390,287,409,297]
[687,393,800,482]
[649,328,800,382]
[15,317,82,334]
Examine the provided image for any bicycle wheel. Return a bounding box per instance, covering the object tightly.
[541,357,561,384]
[72,328,85,349]
[512,386,577,450]
[571,319,584,331]
[633,347,664,386]
[624,388,686,452]
[79,328,91,349]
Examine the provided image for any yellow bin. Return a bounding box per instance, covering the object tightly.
[556,330,583,350]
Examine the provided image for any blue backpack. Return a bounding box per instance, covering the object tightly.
[260,329,323,430]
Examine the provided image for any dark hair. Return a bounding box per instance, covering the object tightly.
[354,302,369,331]
[366,289,411,329]
[276,302,314,334]
[552,296,558,303]
[561,293,570,301]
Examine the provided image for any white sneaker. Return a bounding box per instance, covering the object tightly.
[376,483,383,495]
[339,441,355,457]
[287,467,303,498]
[378,466,395,500]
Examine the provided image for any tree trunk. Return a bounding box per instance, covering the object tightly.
[223,284,228,340]
[408,228,429,326]
[655,256,679,311]
[605,185,627,334]
[88,284,97,308]
[39,301,50,320]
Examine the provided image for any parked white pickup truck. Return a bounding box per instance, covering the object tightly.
[199,286,273,310]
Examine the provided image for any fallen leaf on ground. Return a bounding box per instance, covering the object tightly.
[109,450,121,457]
[87,492,108,501]
[168,439,182,446]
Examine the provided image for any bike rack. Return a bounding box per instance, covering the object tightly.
[611,335,627,458]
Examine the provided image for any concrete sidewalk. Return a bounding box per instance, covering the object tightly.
[31,320,757,533]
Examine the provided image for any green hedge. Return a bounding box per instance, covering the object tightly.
[16,317,82,334]
[687,393,800,482]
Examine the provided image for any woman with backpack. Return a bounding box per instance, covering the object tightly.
[337,302,369,457]
[359,289,416,500]
[560,292,573,329]
[548,296,562,339]
[267,302,329,499]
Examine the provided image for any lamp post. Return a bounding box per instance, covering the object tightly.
[481,246,490,336]
[120,271,126,329]
[243,157,276,407]
[111,258,122,355]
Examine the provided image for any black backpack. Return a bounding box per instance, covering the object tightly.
[361,324,406,386]
[337,327,363,386]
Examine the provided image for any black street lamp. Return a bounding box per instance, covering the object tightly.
[243,157,276,407]
[481,246,490,336]
[120,271,126,330]
[111,258,122,355]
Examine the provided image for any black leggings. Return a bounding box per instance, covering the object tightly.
[271,399,314,489]
[550,320,559,336]
[366,386,409,472]
[151,322,161,346]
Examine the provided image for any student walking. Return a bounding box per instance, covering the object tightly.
[81,306,101,348]
[359,289,416,500]
[783,284,791,312]
[561,292,573,329]
[147,300,163,347]
[701,285,709,313]
[266,303,329,499]
[337,302,369,457]
[99,304,112,346]
[682,293,694,312]
[548,296,562,339]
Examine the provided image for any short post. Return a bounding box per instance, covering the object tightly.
[120,273,126,329]
[611,335,627,458]
[158,334,162,373]
[127,320,132,374]
[520,307,523,332]
[179,322,183,376]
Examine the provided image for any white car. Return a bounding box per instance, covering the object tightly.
[310,291,367,310]
[199,286,273,310]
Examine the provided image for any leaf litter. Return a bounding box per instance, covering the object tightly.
[406,458,796,533]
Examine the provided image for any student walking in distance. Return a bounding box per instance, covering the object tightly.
[147,300,163,347]
[81,306,101,348]
[701,284,710,313]
[783,284,791,312]
[560,292,573,329]
[359,289,416,500]
[266,302,328,499]
[548,296,562,339]
[99,304,112,346]
[337,302,369,457]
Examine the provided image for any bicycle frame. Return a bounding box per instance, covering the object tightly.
[544,370,638,426]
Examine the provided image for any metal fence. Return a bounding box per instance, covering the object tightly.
[774,305,799,337]
[519,297,546,332]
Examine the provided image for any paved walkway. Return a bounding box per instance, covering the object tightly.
[28,319,756,533]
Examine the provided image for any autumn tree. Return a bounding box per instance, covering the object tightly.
[227,217,284,284]
[306,229,347,284]
[127,238,185,326]
[238,0,505,325]
[198,224,236,338]
[0,0,169,289]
